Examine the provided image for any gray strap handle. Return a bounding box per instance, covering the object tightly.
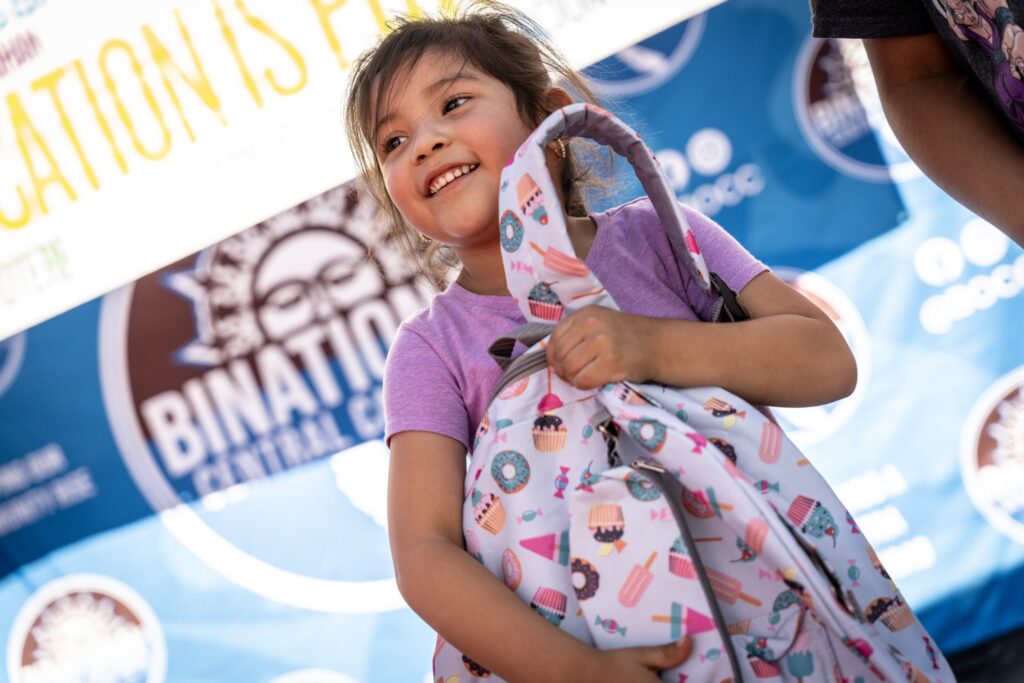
[619,450,745,683]
[487,322,557,370]
[498,103,750,325]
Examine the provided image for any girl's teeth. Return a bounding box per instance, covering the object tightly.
[431,164,476,195]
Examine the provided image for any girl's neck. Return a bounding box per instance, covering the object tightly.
[454,258,510,296]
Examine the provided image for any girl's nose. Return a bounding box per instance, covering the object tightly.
[416,140,444,162]
[415,128,448,162]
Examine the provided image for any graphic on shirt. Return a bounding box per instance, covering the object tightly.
[795,37,921,182]
[961,365,1024,544]
[933,0,1024,134]
[98,184,431,613]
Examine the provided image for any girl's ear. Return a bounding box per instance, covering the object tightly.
[543,87,574,114]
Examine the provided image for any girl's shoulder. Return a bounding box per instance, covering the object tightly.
[391,283,523,371]
[402,283,521,334]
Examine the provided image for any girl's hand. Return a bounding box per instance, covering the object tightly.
[589,636,693,682]
[546,306,655,390]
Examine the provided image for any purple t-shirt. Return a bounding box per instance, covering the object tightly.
[383,197,768,450]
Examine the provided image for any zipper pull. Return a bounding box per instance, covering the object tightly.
[632,458,666,474]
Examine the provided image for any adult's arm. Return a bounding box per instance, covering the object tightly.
[864,33,1024,244]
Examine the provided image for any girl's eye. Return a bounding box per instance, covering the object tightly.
[381,135,406,154]
[443,95,469,114]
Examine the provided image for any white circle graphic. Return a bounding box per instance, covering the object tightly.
[7,574,167,683]
[686,128,732,176]
[914,238,964,287]
[960,218,1009,267]
[654,148,691,191]
[98,286,406,614]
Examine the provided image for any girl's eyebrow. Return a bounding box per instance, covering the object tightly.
[374,73,480,136]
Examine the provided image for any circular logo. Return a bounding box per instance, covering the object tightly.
[7,574,166,683]
[98,186,430,613]
[772,269,872,447]
[794,36,921,182]
[585,15,706,97]
[0,331,26,399]
[685,128,732,176]
[961,366,1024,544]
[915,218,1020,335]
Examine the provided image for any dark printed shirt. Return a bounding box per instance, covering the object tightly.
[810,0,1024,142]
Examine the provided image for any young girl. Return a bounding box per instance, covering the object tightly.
[345,3,857,681]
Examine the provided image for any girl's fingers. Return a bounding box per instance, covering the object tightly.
[569,356,618,390]
[634,636,693,671]
[559,345,600,386]
[548,318,583,365]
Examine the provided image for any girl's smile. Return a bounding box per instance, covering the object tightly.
[426,163,479,197]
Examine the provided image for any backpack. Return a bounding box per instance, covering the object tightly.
[432,103,954,683]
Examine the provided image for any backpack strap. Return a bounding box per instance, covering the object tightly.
[488,322,557,370]
[498,103,746,324]
[615,448,746,683]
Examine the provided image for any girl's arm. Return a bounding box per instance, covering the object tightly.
[546,270,857,407]
[388,430,691,683]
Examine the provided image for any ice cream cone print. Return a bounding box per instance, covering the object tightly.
[785,631,814,682]
[517,173,548,225]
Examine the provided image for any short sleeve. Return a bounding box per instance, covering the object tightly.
[383,324,470,449]
[678,205,768,322]
[809,0,935,39]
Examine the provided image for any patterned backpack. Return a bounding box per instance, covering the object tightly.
[431,103,955,683]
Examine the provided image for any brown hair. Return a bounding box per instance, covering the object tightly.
[344,1,604,289]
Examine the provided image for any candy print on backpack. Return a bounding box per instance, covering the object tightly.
[432,103,955,683]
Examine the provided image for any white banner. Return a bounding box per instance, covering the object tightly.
[0,0,722,340]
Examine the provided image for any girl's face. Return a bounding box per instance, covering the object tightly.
[373,52,535,252]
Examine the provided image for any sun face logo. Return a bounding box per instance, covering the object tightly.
[585,14,706,97]
[772,269,872,448]
[961,367,1024,545]
[794,36,920,183]
[98,184,431,613]
[6,574,166,683]
[0,332,26,399]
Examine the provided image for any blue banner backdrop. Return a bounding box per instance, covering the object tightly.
[2,0,1023,680]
